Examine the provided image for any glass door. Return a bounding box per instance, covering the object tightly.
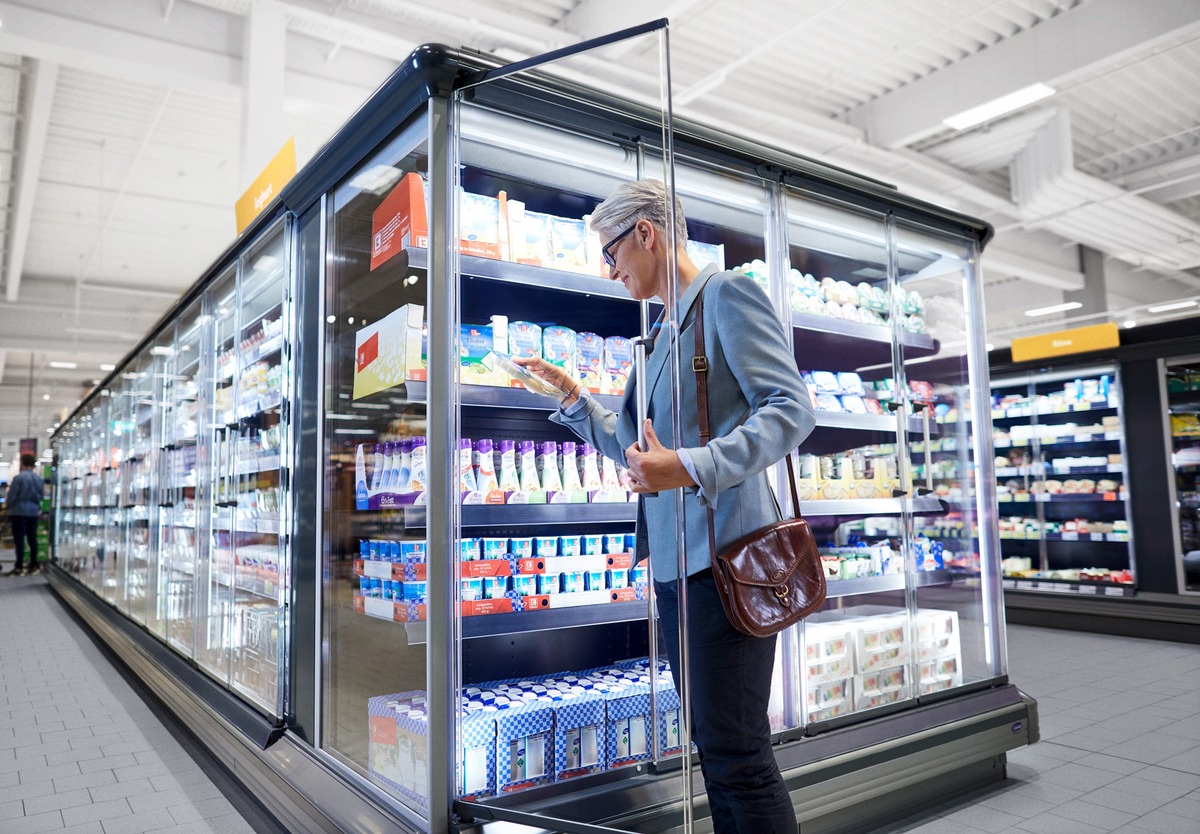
[318,109,433,821]
[892,218,1004,695]
[229,223,290,713]
[200,266,239,686]
[155,302,207,650]
[125,348,161,623]
[1165,357,1200,593]
[782,192,924,725]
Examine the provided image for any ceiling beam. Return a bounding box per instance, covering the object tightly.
[4,58,57,303]
[845,0,1200,149]
[0,2,379,116]
[558,0,703,56]
[983,246,1086,292]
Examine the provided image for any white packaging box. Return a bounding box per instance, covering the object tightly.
[854,665,909,710]
[853,614,909,672]
[804,622,854,683]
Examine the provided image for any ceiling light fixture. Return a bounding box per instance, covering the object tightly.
[943,83,1056,131]
[49,361,78,369]
[100,363,116,371]
[1023,301,1082,317]
[1146,300,1197,313]
[1122,320,1137,329]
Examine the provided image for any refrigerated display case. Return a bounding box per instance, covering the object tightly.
[1166,357,1200,594]
[988,368,1135,596]
[50,33,1033,834]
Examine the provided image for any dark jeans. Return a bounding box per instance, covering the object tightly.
[11,516,38,570]
[655,571,798,834]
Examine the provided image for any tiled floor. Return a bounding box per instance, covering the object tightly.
[868,623,1200,834]
[5,547,1199,834]
[0,555,280,834]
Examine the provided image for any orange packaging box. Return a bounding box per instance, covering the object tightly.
[370,173,504,270]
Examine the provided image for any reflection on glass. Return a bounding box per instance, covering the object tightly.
[781,195,1000,728]
[155,302,205,651]
[320,114,432,813]
[200,267,239,688]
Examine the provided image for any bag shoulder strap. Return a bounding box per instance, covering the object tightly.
[693,281,803,519]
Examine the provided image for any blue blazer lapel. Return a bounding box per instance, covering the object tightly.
[644,267,717,412]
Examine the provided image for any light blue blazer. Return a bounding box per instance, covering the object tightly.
[552,265,816,581]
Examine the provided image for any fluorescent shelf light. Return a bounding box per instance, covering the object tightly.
[99,363,116,371]
[943,83,1056,131]
[49,361,78,369]
[1024,301,1082,317]
[1147,300,1197,313]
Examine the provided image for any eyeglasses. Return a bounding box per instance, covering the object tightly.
[601,225,635,268]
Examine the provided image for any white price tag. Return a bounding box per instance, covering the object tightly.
[1076,585,1098,595]
[1090,533,1104,542]
[1061,532,1079,541]
[363,596,396,619]
[1104,586,1126,597]
[1002,579,1016,588]
[1104,431,1122,441]
[362,560,393,579]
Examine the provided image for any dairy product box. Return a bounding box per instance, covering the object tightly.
[853,665,909,710]
[353,304,424,399]
[552,692,606,780]
[495,699,555,793]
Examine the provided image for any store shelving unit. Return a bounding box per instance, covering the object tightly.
[990,369,1134,595]
[1166,358,1200,593]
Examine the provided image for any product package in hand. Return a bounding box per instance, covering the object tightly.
[482,351,566,397]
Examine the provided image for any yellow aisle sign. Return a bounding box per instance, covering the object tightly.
[235,137,297,235]
[1011,322,1120,362]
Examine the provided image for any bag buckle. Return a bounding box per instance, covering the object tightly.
[693,356,708,373]
[774,585,789,606]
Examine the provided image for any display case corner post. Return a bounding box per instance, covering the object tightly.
[425,89,459,830]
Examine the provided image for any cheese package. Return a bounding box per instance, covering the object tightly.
[459,192,502,260]
[549,217,589,272]
[542,326,577,376]
[508,321,543,360]
[459,324,497,386]
[576,332,605,393]
[353,304,425,399]
[520,211,555,267]
[604,336,633,395]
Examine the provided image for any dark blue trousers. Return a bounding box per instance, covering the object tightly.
[655,571,798,834]
[11,516,38,570]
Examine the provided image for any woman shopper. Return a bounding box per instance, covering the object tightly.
[517,179,815,834]
[7,453,45,575]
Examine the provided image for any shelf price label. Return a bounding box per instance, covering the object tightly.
[1061,532,1079,541]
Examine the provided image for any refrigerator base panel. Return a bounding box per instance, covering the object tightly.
[1006,590,1200,644]
[47,566,427,834]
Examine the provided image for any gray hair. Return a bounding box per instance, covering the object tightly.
[588,179,689,248]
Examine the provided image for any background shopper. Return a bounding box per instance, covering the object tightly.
[517,179,816,834]
[7,452,45,575]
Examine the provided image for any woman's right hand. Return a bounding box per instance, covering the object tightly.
[513,357,583,407]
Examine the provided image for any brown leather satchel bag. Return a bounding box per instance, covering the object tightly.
[694,286,827,638]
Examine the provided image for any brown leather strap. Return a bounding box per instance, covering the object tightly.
[694,283,803,522]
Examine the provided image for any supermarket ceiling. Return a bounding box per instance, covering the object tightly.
[1,0,1200,449]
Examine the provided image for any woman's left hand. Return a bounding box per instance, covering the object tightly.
[624,420,697,493]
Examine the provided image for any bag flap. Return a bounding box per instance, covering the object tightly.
[716,519,817,587]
